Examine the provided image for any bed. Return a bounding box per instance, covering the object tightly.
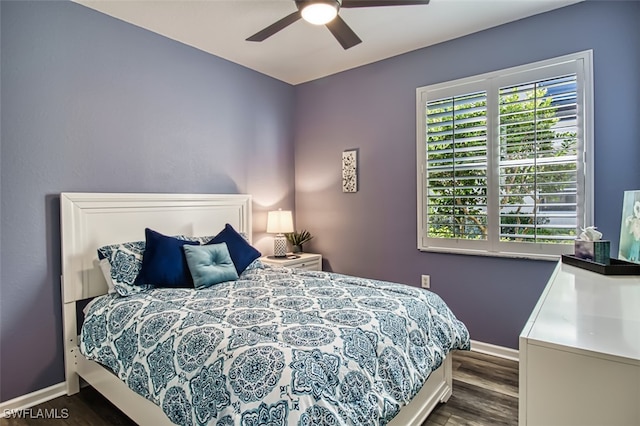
[61,192,470,426]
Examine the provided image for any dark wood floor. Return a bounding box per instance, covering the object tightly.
[424,350,518,426]
[1,350,518,426]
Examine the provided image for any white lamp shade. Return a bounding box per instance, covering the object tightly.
[301,2,338,25]
[267,210,294,234]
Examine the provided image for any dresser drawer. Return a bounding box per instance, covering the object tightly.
[260,253,322,271]
[288,258,321,271]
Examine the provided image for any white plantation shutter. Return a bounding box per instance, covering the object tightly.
[417,51,593,259]
[498,75,579,244]
[426,91,488,240]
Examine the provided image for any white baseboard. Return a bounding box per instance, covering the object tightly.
[0,383,66,418]
[470,340,519,362]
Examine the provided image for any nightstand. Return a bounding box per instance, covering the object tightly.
[260,252,322,271]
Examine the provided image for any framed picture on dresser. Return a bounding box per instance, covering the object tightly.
[619,190,640,264]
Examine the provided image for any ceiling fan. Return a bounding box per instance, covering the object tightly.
[246,0,431,50]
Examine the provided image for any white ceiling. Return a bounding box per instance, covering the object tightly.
[75,0,582,85]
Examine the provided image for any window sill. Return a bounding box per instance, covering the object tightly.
[418,246,561,261]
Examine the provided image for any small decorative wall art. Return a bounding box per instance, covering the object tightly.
[342,149,358,193]
[619,190,640,264]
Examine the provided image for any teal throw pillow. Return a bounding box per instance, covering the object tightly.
[183,243,239,289]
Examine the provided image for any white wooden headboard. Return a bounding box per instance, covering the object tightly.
[60,192,252,397]
[60,192,252,303]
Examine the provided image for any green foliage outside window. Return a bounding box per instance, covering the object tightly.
[426,79,578,243]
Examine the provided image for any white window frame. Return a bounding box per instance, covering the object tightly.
[416,51,594,260]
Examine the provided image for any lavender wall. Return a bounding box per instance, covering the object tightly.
[1,0,638,406]
[294,1,640,349]
[0,1,295,402]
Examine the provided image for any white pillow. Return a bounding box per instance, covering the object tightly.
[98,258,117,294]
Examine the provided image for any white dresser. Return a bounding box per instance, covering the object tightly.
[519,262,640,426]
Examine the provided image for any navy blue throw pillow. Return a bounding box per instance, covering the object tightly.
[137,228,199,288]
[209,224,261,275]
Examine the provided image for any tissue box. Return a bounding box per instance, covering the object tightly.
[574,240,611,265]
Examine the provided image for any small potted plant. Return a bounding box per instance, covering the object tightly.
[285,230,314,253]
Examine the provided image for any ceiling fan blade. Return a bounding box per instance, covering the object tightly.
[341,0,430,8]
[325,15,362,50]
[246,11,302,42]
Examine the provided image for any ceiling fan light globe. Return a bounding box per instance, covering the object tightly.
[301,2,338,25]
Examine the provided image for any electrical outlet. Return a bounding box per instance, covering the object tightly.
[421,274,430,289]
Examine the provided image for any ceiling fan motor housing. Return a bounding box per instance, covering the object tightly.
[296,0,342,13]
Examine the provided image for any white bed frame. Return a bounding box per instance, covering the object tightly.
[60,192,452,426]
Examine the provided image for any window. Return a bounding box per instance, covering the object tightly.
[417,51,593,260]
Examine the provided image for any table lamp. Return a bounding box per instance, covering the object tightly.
[266,209,294,257]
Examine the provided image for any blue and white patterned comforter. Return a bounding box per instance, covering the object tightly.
[80,263,470,426]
